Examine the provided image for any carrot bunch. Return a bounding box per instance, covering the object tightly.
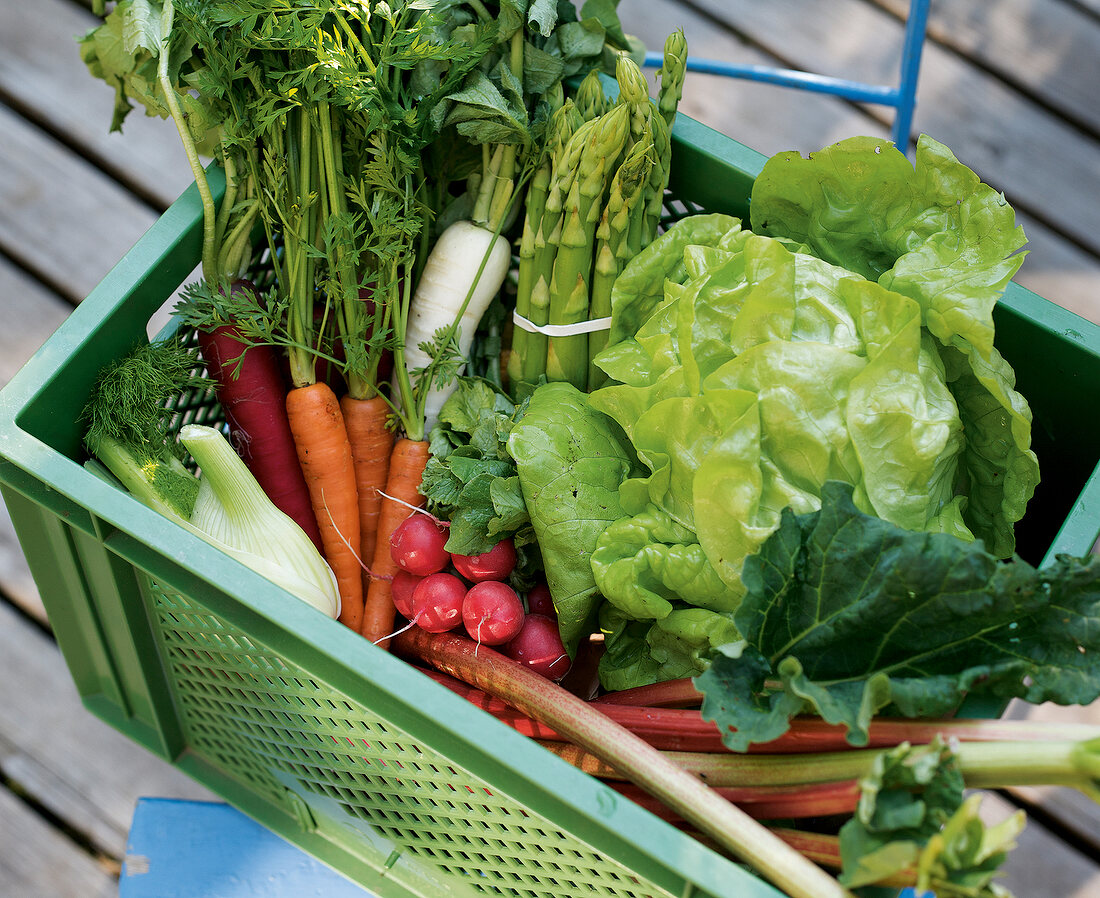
[99,1,630,650]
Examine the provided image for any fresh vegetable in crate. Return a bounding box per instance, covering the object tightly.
[81,0,644,644]
[81,340,341,619]
[586,135,1040,691]
[508,31,688,394]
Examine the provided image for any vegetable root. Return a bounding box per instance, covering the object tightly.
[400,221,511,434]
[361,437,431,646]
[339,393,395,571]
[286,381,363,631]
[197,317,323,553]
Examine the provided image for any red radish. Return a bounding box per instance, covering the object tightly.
[196,280,322,552]
[390,514,451,576]
[525,581,555,617]
[462,581,525,645]
[391,569,423,619]
[451,538,517,583]
[411,572,467,633]
[503,613,570,680]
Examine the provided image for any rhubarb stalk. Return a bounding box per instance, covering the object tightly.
[393,628,856,898]
[537,733,1100,797]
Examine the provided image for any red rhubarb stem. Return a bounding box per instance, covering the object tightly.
[393,628,855,898]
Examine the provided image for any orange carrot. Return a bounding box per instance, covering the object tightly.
[286,381,363,632]
[340,394,395,574]
[361,437,430,647]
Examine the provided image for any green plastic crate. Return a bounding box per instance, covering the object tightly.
[2,114,1099,898]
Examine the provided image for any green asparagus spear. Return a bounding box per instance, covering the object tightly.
[509,94,570,388]
[611,45,685,247]
[517,106,590,385]
[588,137,653,390]
[615,53,653,150]
[641,109,672,245]
[545,103,630,388]
[574,68,609,121]
[658,30,688,129]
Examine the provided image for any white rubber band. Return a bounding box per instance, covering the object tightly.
[512,310,612,337]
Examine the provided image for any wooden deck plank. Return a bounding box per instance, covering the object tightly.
[0,598,217,858]
[0,102,161,304]
[1003,698,1100,858]
[0,785,118,898]
[620,0,889,156]
[0,0,194,210]
[877,0,1100,137]
[981,791,1100,898]
[683,0,1100,250]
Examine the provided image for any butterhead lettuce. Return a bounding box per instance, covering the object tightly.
[587,135,1040,690]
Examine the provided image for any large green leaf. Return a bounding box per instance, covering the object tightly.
[749,136,1038,552]
[697,481,1100,750]
[507,382,636,654]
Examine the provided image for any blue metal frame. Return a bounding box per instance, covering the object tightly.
[644,0,930,150]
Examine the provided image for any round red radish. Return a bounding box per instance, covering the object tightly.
[451,538,517,583]
[503,613,570,680]
[462,581,525,645]
[390,514,450,576]
[525,581,555,617]
[411,572,466,633]
[391,569,422,619]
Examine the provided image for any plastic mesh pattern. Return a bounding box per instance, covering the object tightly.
[148,584,677,898]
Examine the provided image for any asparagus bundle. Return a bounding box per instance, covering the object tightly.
[508,32,688,394]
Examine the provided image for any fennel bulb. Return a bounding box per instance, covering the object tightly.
[180,424,340,619]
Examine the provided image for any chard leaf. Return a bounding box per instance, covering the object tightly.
[697,481,1100,750]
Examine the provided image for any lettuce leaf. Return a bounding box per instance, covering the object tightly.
[696,481,1100,751]
[592,232,971,603]
[585,137,1041,691]
[750,135,1038,555]
[507,381,636,654]
[599,604,741,693]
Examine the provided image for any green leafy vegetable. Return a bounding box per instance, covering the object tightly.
[586,137,1041,690]
[599,603,740,693]
[750,135,1038,557]
[506,381,636,654]
[696,481,1100,751]
[421,377,534,559]
[839,738,1023,897]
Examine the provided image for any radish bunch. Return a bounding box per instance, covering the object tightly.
[388,514,569,680]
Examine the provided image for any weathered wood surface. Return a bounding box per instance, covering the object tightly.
[1,1,1099,896]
